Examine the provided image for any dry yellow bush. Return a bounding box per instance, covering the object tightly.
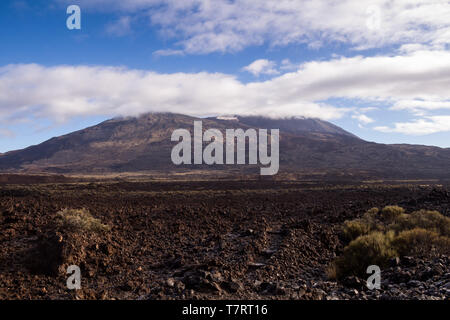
[55,208,110,233]
[331,206,450,279]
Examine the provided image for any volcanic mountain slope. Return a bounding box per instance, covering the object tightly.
[228,116,358,138]
[1,113,450,179]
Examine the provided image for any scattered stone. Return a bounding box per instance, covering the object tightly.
[166,278,175,287]
[248,262,266,268]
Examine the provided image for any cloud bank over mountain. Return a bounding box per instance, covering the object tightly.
[2,50,450,136]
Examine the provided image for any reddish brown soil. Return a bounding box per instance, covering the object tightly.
[0,180,449,300]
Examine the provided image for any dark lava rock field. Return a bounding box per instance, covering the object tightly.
[0,180,449,300]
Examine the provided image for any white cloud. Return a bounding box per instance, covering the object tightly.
[105,16,132,36]
[2,50,450,132]
[398,43,445,54]
[57,0,450,54]
[242,59,279,76]
[375,116,450,135]
[153,49,185,57]
[280,59,300,71]
[392,100,450,113]
[0,64,344,122]
[360,107,378,113]
[352,114,374,125]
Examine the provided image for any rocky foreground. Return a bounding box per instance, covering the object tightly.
[0,180,449,300]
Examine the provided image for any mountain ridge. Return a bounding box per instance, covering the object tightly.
[1,112,450,179]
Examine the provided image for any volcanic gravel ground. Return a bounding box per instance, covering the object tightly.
[0,180,449,300]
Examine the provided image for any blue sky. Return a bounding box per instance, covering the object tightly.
[1,0,450,152]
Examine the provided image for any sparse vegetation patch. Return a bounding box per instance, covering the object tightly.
[331,206,450,279]
[55,208,110,233]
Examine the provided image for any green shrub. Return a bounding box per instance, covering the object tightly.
[392,228,450,256]
[333,231,397,279]
[330,206,450,280]
[363,207,386,230]
[390,210,450,236]
[409,210,450,236]
[381,205,405,222]
[342,207,383,242]
[55,208,110,233]
[342,219,371,242]
[362,207,379,221]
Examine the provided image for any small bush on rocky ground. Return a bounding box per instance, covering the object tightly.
[55,208,110,233]
[390,210,450,236]
[29,208,110,275]
[392,228,450,256]
[380,205,405,222]
[332,231,396,279]
[330,206,450,279]
[342,219,372,242]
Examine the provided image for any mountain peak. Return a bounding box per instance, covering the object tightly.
[1,112,450,179]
